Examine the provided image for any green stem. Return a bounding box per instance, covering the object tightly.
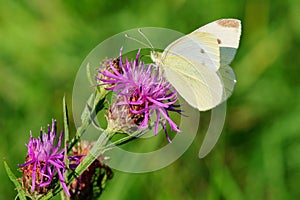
[102,130,144,152]
[68,88,107,152]
[71,129,112,179]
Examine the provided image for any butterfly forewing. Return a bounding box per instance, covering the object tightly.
[162,32,220,72]
[195,19,241,49]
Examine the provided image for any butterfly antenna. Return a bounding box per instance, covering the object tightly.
[125,33,151,48]
[138,28,154,50]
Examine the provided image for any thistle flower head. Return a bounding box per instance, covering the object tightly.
[18,119,70,197]
[97,57,122,85]
[98,49,182,142]
[107,95,139,133]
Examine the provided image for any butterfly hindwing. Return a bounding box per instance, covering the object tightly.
[163,56,223,111]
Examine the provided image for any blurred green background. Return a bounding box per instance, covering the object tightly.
[1,0,300,199]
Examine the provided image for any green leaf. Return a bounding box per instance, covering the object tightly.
[63,95,70,148]
[62,96,70,199]
[80,92,95,124]
[3,161,27,200]
[94,89,107,113]
[85,102,104,131]
[39,191,54,200]
[86,62,95,87]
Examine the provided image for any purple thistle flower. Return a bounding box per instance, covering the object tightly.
[107,95,140,133]
[97,49,182,142]
[18,119,71,197]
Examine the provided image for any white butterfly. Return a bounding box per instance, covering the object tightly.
[125,19,241,157]
[151,19,242,111]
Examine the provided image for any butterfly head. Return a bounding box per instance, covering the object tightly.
[150,51,163,65]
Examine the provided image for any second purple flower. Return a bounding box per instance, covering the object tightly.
[97,49,182,142]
